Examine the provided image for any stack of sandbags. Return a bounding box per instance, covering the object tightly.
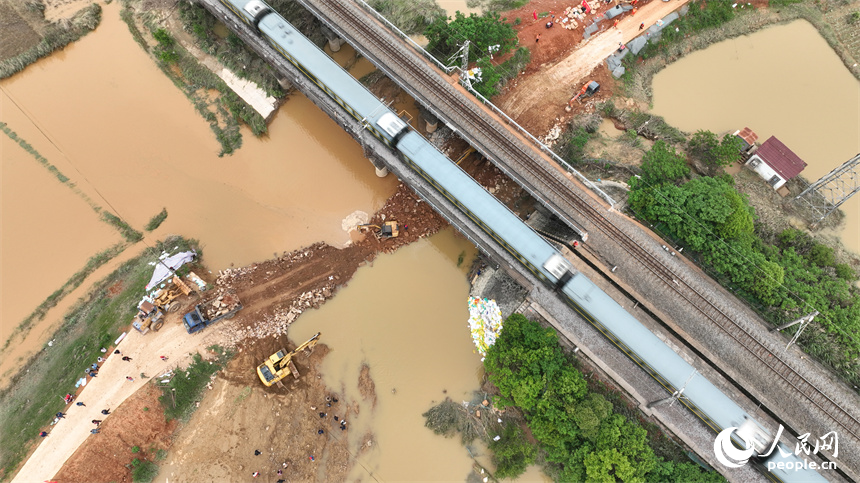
[467,297,504,361]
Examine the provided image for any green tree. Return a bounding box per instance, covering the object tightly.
[573,393,613,443]
[688,130,743,175]
[489,422,536,479]
[636,140,690,187]
[425,11,517,62]
[807,244,835,268]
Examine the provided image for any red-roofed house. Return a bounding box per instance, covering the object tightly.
[744,136,807,190]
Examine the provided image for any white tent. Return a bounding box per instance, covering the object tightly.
[145,250,196,290]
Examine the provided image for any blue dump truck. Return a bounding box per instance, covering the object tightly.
[183,292,242,334]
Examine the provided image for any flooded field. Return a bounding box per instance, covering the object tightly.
[288,229,485,481]
[1,3,397,384]
[651,20,860,254]
[0,129,121,339]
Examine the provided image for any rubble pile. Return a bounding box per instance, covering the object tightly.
[560,1,603,30]
[200,291,241,319]
[221,286,336,344]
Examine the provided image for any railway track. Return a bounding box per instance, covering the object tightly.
[314,0,860,444]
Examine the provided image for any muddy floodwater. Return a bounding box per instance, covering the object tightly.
[289,229,492,481]
[652,20,860,254]
[438,0,481,17]
[1,3,396,384]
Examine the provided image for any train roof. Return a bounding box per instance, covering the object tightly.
[397,132,559,281]
[257,12,388,122]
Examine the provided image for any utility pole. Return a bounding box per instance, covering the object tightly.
[771,311,819,352]
[647,370,697,409]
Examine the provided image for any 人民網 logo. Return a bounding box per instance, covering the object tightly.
[714,427,757,468]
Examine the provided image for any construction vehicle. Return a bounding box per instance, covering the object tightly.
[132,301,166,334]
[132,276,195,334]
[257,332,322,387]
[358,220,399,239]
[566,81,600,111]
[153,276,194,312]
[183,292,242,334]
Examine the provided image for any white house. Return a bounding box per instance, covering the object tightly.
[745,136,807,190]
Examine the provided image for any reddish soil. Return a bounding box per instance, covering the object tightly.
[53,386,175,483]
[495,0,693,135]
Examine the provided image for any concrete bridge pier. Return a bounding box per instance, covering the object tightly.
[419,106,439,133]
[321,25,345,52]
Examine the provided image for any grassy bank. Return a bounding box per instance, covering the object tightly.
[0,237,199,480]
[158,346,232,422]
[0,4,102,79]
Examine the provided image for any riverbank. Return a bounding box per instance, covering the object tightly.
[623,1,860,103]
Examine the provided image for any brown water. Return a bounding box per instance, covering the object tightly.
[289,228,488,481]
[438,0,481,17]
[0,3,397,384]
[651,20,860,254]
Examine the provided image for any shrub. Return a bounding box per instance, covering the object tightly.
[145,208,168,232]
[131,459,159,483]
[807,244,835,268]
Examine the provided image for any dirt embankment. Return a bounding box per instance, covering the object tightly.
[496,0,693,136]
[54,386,175,483]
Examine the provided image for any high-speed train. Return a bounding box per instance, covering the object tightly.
[218,1,828,480]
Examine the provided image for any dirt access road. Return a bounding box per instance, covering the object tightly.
[10,183,448,483]
[499,0,693,132]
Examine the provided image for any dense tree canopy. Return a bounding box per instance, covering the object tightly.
[425,11,518,63]
[484,315,723,482]
[688,130,744,175]
[636,140,690,187]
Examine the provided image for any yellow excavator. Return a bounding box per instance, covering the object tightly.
[358,220,399,239]
[257,332,322,387]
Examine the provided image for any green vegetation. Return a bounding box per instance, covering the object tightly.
[132,446,141,453]
[688,130,744,175]
[469,314,724,482]
[559,127,595,164]
[101,212,143,243]
[0,4,102,79]
[130,458,159,483]
[472,46,530,98]
[159,347,232,422]
[641,1,738,57]
[0,237,199,479]
[153,28,179,63]
[466,0,529,12]
[426,11,518,64]
[145,208,168,232]
[178,1,285,98]
[628,144,860,389]
[489,421,536,478]
[636,140,690,187]
[366,0,445,34]
[849,11,860,25]
[0,122,70,183]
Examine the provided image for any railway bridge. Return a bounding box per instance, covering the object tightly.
[197,0,858,480]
